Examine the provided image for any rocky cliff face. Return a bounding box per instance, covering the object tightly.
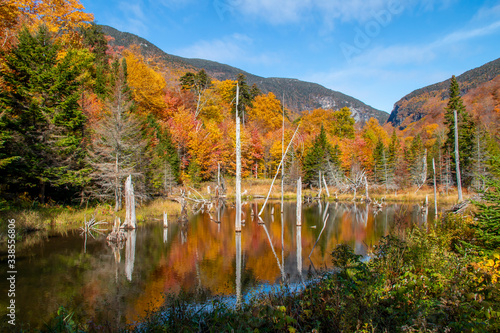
[388,57,500,130]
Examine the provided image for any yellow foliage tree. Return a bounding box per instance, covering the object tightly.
[1,0,93,48]
[213,79,236,106]
[362,117,389,147]
[124,47,167,116]
[248,92,283,131]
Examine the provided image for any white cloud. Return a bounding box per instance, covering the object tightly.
[343,17,500,69]
[471,2,500,22]
[108,1,149,36]
[175,34,278,66]
[437,20,500,45]
[234,0,451,25]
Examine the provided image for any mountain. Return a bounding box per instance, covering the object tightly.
[100,25,389,124]
[388,57,500,130]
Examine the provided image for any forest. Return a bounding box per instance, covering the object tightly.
[1,1,499,212]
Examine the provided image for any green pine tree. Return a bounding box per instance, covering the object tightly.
[303,126,338,186]
[373,140,386,185]
[444,75,475,187]
[0,26,90,203]
[473,154,500,251]
[146,115,180,194]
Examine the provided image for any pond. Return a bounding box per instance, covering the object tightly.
[0,200,443,330]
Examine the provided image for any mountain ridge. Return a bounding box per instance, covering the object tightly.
[388,57,500,129]
[100,25,389,124]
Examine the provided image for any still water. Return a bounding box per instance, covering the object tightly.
[0,201,440,329]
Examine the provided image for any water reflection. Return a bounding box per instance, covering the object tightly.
[125,230,136,281]
[0,201,446,330]
[235,232,242,306]
[296,226,303,281]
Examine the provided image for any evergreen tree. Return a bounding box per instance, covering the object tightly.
[444,75,475,187]
[472,154,500,251]
[303,126,338,186]
[373,140,387,185]
[250,83,261,99]
[386,129,399,189]
[406,135,427,189]
[231,74,254,122]
[82,23,110,99]
[0,26,90,203]
[146,115,180,194]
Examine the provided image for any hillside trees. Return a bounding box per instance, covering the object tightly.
[0,0,94,50]
[0,26,91,203]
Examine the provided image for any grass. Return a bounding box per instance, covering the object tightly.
[199,178,468,205]
[0,199,182,244]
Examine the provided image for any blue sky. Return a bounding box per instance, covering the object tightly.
[80,0,500,113]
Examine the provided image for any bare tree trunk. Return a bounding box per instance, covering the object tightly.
[281,95,284,214]
[259,125,300,215]
[383,149,388,192]
[124,175,136,229]
[432,158,438,216]
[297,177,302,226]
[235,84,242,232]
[322,176,330,197]
[365,175,370,202]
[454,110,463,202]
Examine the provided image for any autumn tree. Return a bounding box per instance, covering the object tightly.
[247,92,284,131]
[180,69,212,117]
[332,107,355,139]
[124,47,166,116]
[444,75,475,187]
[87,59,146,211]
[0,26,91,203]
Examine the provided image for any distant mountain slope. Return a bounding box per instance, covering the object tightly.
[388,57,500,129]
[101,25,389,124]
